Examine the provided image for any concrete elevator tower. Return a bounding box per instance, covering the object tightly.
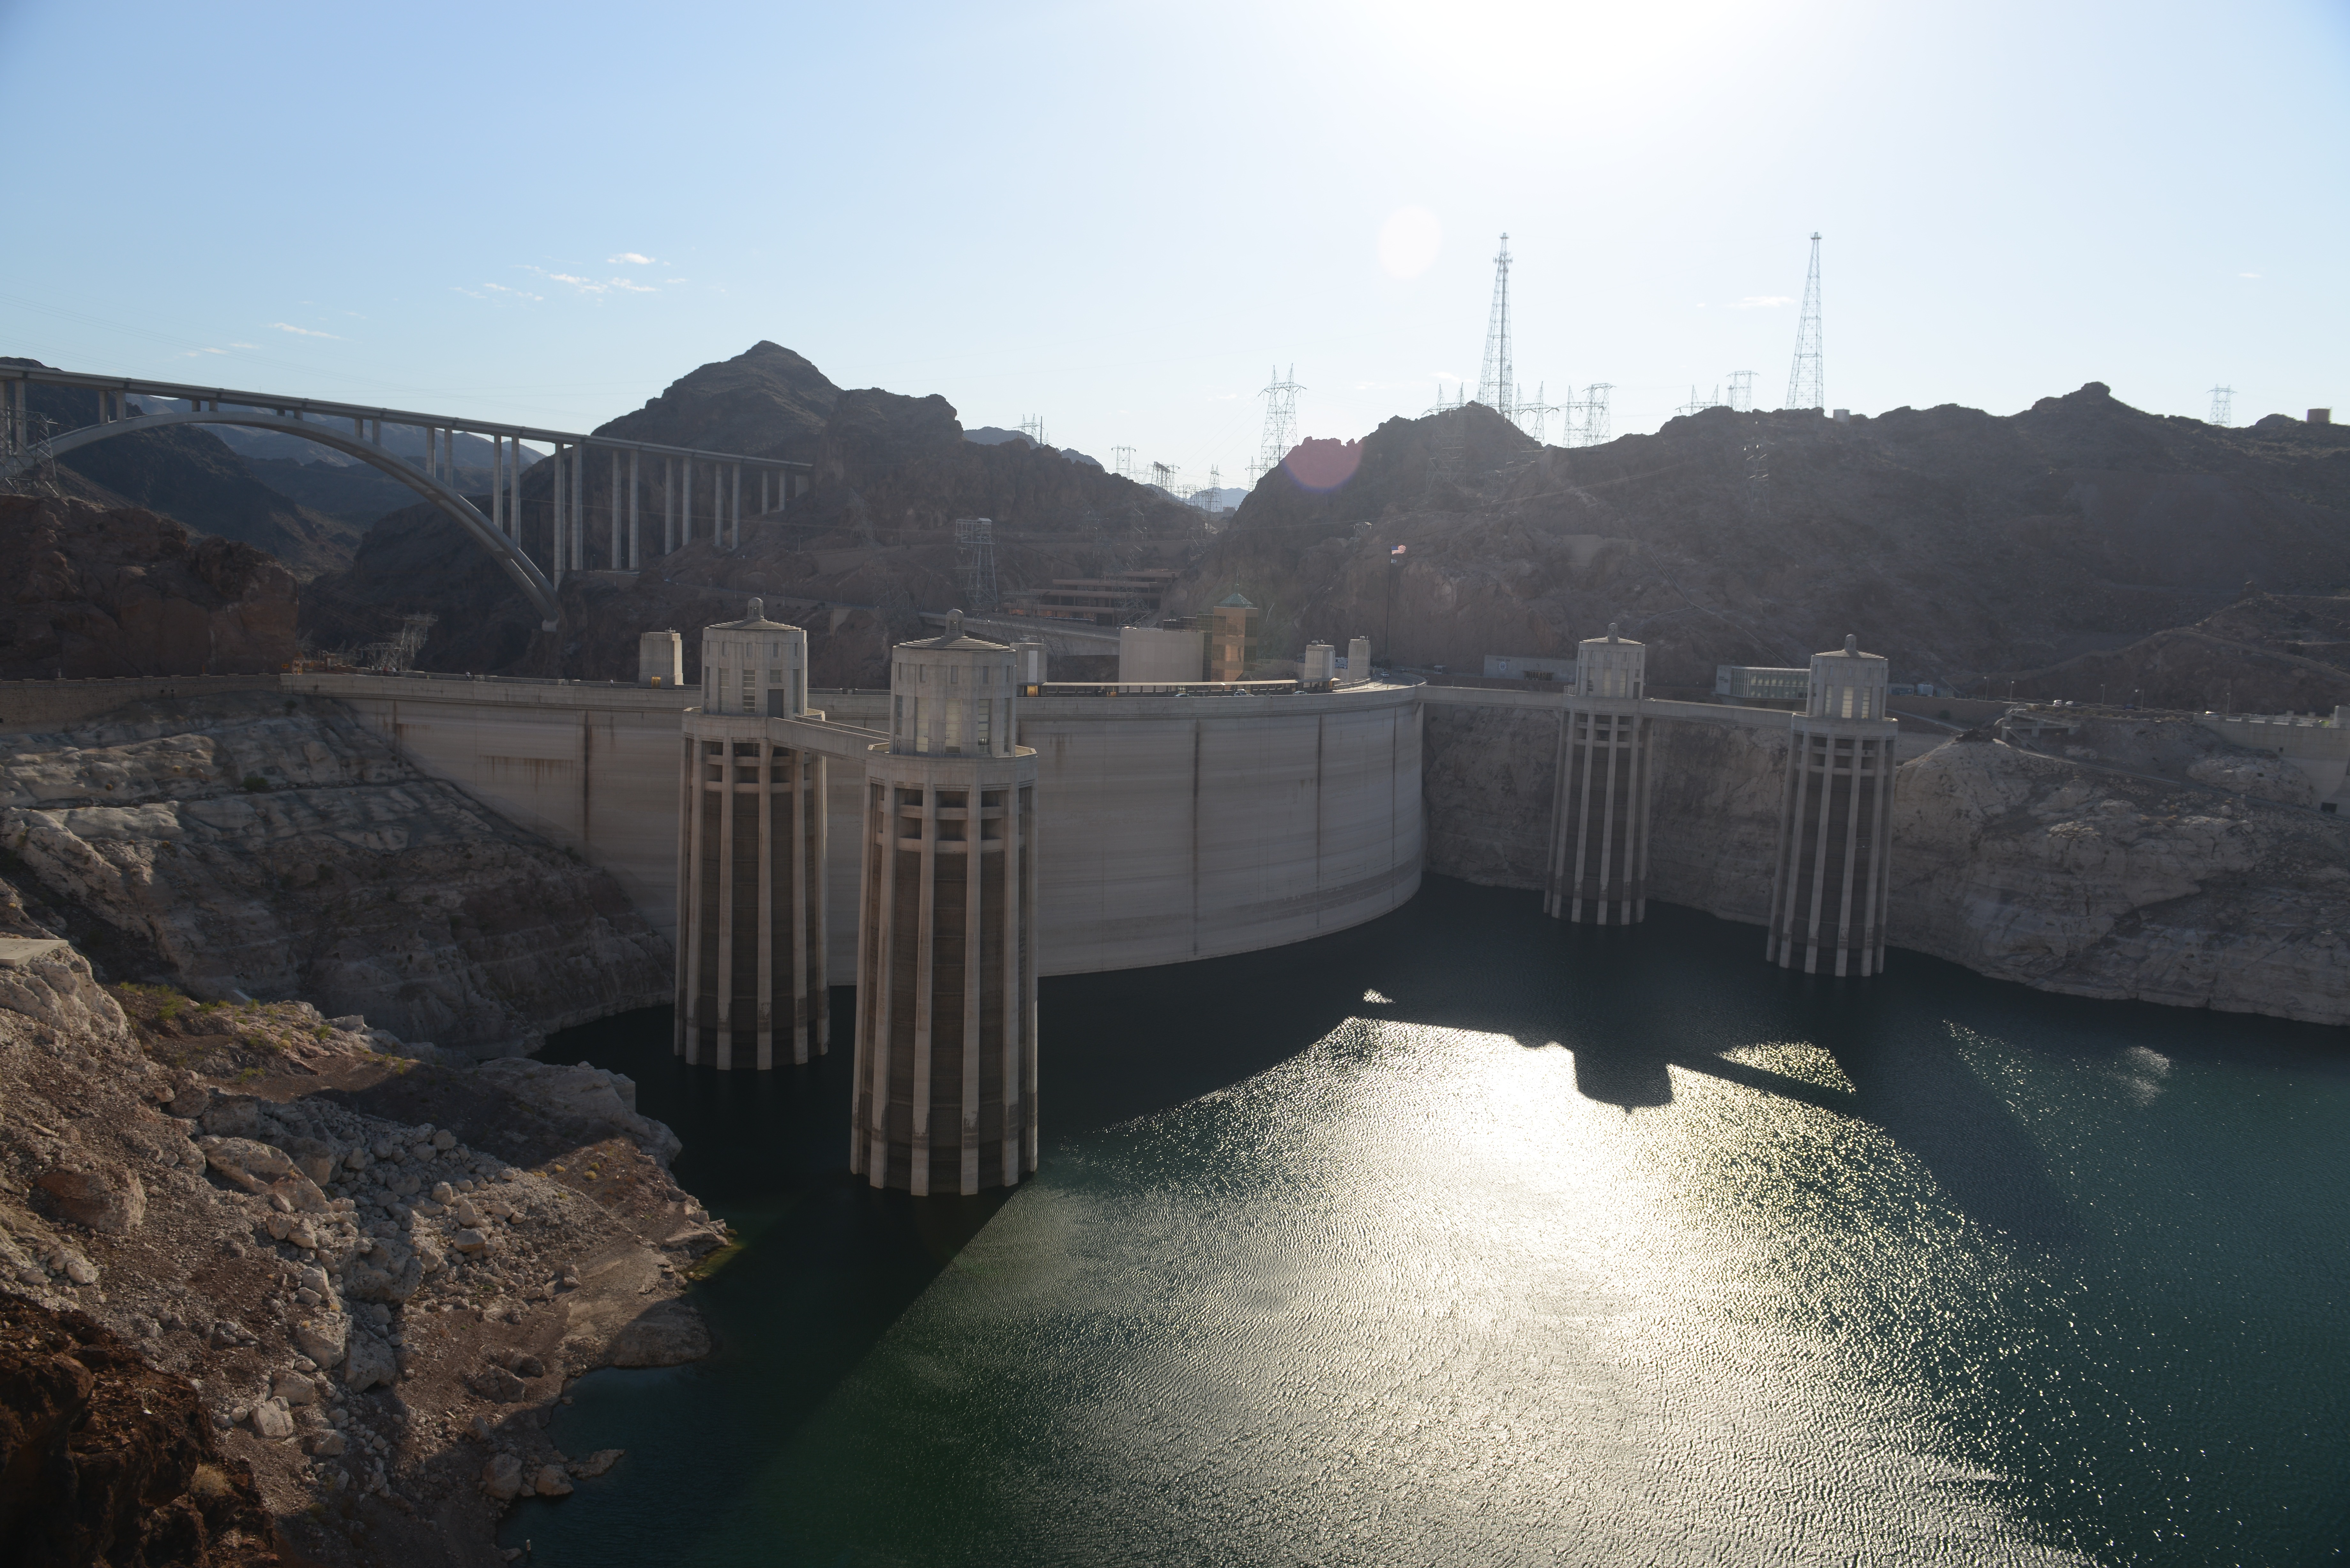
[675,600,826,1069]
[1544,624,1653,923]
[1764,636,1896,976]
[853,611,1040,1195]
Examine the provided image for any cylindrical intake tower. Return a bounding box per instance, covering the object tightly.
[853,611,1039,1195]
[676,600,827,1068]
[1544,624,1653,924]
[1764,636,1897,976]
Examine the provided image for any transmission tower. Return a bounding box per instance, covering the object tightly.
[1727,371,1757,412]
[1477,234,1514,424]
[1513,382,1558,443]
[1569,383,1613,447]
[1253,365,1303,482]
[1150,460,1175,494]
[1678,385,1713,418]
[1785,232,1823,410]
[1112,445,1137,480]
[954,518,999,613]
[2208,386,2235,427]
[1018,416,1046,448]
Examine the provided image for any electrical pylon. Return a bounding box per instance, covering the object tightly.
[2208,386,2235,427]
[1728,371,1757,412]
[1785,233,1823,410]
[1477,234,1514,424]
[1253,365,1303,482]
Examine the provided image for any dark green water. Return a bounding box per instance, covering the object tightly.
[505,879,2348,1566]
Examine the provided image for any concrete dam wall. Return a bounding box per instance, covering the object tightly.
[1419,687,1788,924]
[281,672,1423,978]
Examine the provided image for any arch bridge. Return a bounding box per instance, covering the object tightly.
[1,366,811,629]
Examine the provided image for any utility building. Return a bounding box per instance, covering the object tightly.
[1545,624,1652,924]
[853,612,1040,1196]
[675,601,828,1069]
[1764,637,1896,976]
[1208,593,1261,680]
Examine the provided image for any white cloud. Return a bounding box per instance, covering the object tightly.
[610,278,655,293]
[179,347,229,357]
[664,277,688,284]
[523,266,659,297]
[1726,295,1793,309]
[229,342,256,349]
[608,252,656,265]
[269,322,342,338]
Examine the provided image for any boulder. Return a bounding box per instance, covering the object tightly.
[200,1137,292,1192]
[343,1332,397,1392]
[479,1452,523,1501]
[267,1171,330,1213]
[451,1228,489,1255]
[606,1300,710,1368]
[36,1166,146,1233]
[531,1465,573,1498]
[292,1312,348,1368]
[466,1366,527,1403]
[271,1369,318,1406]
[252,1398,295,1440]
[305,1430,347,1458]
[571,1448,624,1479]
[284,1136,338,1185]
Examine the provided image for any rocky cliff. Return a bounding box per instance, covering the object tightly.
[1420,697,2350,1024]
[1887,737,2350,1023]
[0,495,299,679]
[0,931,721,1567]
[0,692,668,1051]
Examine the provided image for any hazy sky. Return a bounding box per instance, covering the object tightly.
[4,1,2343,483]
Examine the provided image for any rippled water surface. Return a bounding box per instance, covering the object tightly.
[510,881,2348,1566]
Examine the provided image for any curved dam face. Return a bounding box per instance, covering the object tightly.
[279,673,1423,980]
[818,684,1424,975]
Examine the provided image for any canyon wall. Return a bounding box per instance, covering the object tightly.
[0,691,668,1051]
[1421,689,2350,1025]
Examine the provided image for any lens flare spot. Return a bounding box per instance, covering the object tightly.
[1282,437,1364,493]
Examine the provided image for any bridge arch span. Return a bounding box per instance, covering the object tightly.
[15,409,560,628]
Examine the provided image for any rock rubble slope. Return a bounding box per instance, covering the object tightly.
[0,932,724,1567]
[0,691,668,1052]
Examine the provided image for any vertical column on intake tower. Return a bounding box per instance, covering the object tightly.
[1764,635,1897,977]
[675,599,824,1070]
[852,610,1039,1196]
[1544,624,1653,924]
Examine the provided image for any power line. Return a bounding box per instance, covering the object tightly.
[1786,232,1823,411]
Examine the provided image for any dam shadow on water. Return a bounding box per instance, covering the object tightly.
[514,875,2350,1565]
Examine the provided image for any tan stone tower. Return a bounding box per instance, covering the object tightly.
[1764,636,1897,976]
[675,600,826,1068]
[1544,624,1653,924]
[853,611,1039,1195]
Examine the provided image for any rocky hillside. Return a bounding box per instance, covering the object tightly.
[0,926,722,1567]
[0,691,667,1051]
[301,344,1201,685]
[4,360,361,577]
[1990,588,2350,713]
[0,495,299,679]
[1183,386,2350,699]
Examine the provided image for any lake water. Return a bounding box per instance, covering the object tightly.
[507,879,2349,1566]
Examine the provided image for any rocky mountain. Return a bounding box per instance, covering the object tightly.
[0,924,720,1567]
[1181,386,2350,702]
[4,360,362,576]
[300,345,1200,684]
[0,495,299,678]
[1990,588,2350,713]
